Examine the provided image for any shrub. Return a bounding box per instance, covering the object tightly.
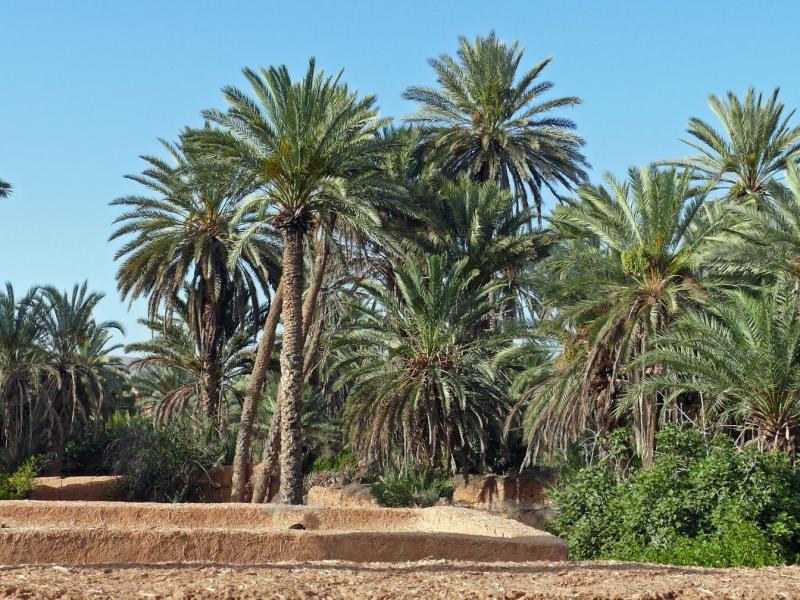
[307,451,361,488]
[371,466,454,508]
[550,426,800,566]
[0,457,39,500]
[103,414,225,502]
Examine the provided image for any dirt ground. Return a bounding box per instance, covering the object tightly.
[0,560,798,599]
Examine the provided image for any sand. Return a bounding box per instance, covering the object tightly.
[0,560,798,599]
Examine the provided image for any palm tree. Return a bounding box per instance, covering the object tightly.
[129,367,196,423]
[332,255,510,474]
[0,284,46,467]
[711,162,800,283]
[110,130,280,422]
[404,32,588,223]
[519,166,727,465]
[126,303,253,424]
[404,176,551,320]
[672,88,800,200]
[0,179,11,198]
[630,280,800,454]
[38,283,125,470]
[199,59,389,503]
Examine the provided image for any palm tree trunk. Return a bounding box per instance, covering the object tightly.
[250,234,329,503]
[229,281,284,502]
[277,226,306,504]
[198,295,223,423]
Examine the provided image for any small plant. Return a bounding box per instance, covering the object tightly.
[0,457,39,500]
[307,451,361,488]
[371,466,454,508]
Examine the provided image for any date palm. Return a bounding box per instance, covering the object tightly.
[0,284,46,466]
[520,166,727,465]
[0,178,10,198]
[672,88,800,200]
[711,162,800,282]
[407,176,551,319]
[38,283,125,470]
[332,255,510,473]
[630,280,800,454]
[199,59,388,503]
[127,306,253,424]
[405,32,588,223]
[110,131,280,422]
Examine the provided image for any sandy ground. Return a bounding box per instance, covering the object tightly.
[0,561,798,599]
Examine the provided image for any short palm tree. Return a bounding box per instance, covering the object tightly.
[332,255,510,473]
[520,166,727,465]
[0,178,11,198]
[199,59,389,503]
[38,283,125,470]
[127,307,252,425]
[0,284,46,466]
[630,280,800,454]
[405,32,588,223]
[672,88,800,200]
[407,176,551,319]
[110,130,280,421]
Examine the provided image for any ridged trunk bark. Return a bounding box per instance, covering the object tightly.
[250,234,329,503]
[229,281,284,502]
[198,293,223,423]
[277,227,305,504]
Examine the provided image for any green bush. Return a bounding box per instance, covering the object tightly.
[310,450,358,473]
[103,414,225,503]
[550,426,800,567]
[0,457,39,500]
[371,466,454,507]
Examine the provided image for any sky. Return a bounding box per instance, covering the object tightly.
[2,0,800,344]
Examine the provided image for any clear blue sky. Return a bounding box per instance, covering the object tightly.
[2,0,799,344]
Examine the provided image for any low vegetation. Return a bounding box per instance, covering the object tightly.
[550,427,800,566]
[371,467,454,508]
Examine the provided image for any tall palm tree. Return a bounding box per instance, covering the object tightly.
[630,280,800,454]
[672,88,800,200]
[519,166,727,465]
[0,179,11,198]
[332,255,510,473]
[199,59,389,503]
[404,32,588,223]
[110,130,280,422]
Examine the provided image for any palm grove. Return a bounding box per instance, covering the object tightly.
[2,33,800,507]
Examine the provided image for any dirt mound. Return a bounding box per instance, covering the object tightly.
[0,561,796,599]
[0,501,566,564]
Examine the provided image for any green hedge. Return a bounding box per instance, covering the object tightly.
[550,426,800,567]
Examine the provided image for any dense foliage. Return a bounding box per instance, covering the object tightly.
[3,31,800,566]
[0,458,38,500]
[550,427,800,566]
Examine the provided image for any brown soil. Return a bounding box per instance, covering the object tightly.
[0,560,797,599]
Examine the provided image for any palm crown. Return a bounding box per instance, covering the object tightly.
[333,254,510,471]
[405,32,588,223]
[674,88,800,199]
